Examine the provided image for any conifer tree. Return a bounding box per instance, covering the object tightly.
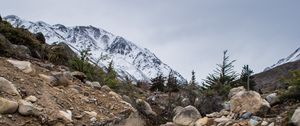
[202,50,237,94]
[150,74,166,92]
[240,65,256,90]
[105,60,118,88]
[166,71,179,93]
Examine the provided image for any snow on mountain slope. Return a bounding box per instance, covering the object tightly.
[265,47,300,71]
[4,15,186,83]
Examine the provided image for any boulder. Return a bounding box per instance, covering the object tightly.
[101,85,112,92]
[136,99,157,116]
[173,105,201,126]
[230,91,270,115]
[18,99,40,116]
[7,59,34,73]
[228,86,246,99]
[291,107,300,126]
[11,44,31,59]
[0,97,18,114]
[194,117,209,126]
[71,71,86,82]
[86,81,101,89]
[0,77,20,97]
[265,93,279,106]
[25,95,37,103]
[109,91,123,101]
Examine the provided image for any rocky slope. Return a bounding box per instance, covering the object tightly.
[0,57,136,126]
[3,15,186,83]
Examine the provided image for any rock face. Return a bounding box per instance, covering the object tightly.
[228,86,246,99]
[7,59,34,73]
[230,91,270,115]
[0,97,18,114]
[173,105,201,126]
[291,107,300,126]
[0,77,20,97]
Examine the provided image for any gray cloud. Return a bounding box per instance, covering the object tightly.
[1,0,299,81]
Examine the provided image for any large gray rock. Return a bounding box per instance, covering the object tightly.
[0,77,20,97]
[230,91,270,115]
[173,105,201,126]
[0,97,18,114]
[265,93,279,106]
[136,99,157,116]
[228,86,246,99]
[18,99,40,116]
[7,59,34,73]
[291,107,300,126]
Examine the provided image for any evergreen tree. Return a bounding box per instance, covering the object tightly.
[166,71,179,93]
[0,15,2,22]
[150,74,166,92]
[187,70,200,105]
[239,65,256,90]
[105,60,118,89]
[202,50,237,95]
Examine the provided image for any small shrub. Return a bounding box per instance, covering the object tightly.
[279,70,300,101]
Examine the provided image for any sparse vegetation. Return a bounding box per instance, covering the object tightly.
[279,70,300,101]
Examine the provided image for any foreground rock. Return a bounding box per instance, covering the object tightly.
[136,99,157,116]
[291,107,300,126]
[230,91,270,115]
[265,93,279,106]
[7,59,34,73]
[0,97,18,114]
[18,99,40,116]
[0,77,20,97]
[173,105,201,126]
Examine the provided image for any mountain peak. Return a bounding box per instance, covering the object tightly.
[4,15,186,83]
[265,47,300,71]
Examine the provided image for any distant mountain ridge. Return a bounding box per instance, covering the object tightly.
[4,15,186,83]
[265,47,300,71]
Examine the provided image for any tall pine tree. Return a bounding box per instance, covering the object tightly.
[202,50,237,94]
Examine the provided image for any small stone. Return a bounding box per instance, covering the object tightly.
[25,95,37,103]
[268,122,274,126]
[7,114,12,118]
[84,111,97,117]
[261,121,268,126]
[248,119,259,126]
[58,110,72,122]
[90,117,97,122]
[18,99,40,116]
[240,112,252,119]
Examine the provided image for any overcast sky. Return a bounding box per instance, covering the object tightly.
[1,0,299,82]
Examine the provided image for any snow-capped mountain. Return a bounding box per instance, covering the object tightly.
[264,47,300,71]
[4,15,186,83]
